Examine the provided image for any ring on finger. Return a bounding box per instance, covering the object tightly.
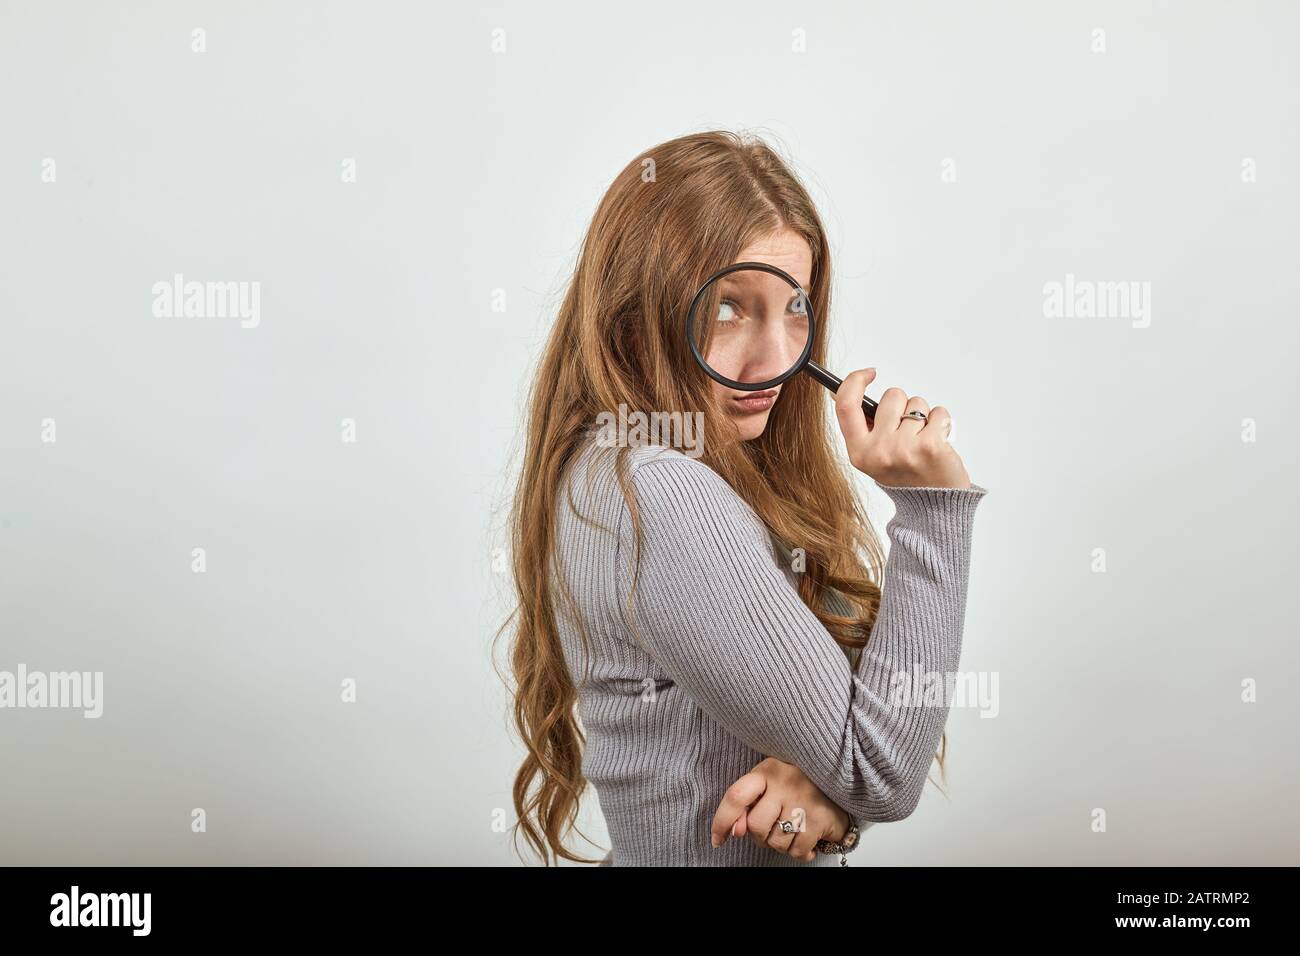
[771,814,799,850]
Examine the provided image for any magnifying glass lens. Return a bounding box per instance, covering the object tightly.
[686,262,879,421]
[687,265,814,390]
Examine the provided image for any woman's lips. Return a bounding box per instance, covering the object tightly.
[730,389,778,413]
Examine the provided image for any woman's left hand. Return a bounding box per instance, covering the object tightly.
[710,756,852,862]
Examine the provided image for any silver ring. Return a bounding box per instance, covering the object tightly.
[903,410,929,422]
[778,819,796,834]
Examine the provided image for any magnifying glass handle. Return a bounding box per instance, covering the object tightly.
[803,360,878,421]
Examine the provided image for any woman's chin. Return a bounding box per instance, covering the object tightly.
[730,411,771,441]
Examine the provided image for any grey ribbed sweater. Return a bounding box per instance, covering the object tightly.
[552,436,988,866]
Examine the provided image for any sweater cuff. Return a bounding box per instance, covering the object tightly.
[874,480,989,531]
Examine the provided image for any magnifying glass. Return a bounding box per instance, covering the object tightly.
[685,262,878,421]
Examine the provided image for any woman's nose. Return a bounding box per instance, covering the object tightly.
[738,315,801,382]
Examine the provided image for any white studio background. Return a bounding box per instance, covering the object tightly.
[1,1,1296,865]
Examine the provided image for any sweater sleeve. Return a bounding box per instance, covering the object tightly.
[612,453,988,823]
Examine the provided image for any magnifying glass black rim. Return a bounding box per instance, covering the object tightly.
[685,260,816,393]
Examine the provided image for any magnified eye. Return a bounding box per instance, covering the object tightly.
[716,300,738,322]
[789,293,808,315]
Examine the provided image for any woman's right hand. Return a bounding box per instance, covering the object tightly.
[711,757,853,863]
[834,368,972,490]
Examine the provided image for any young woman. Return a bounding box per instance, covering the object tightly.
[504,130,988,866]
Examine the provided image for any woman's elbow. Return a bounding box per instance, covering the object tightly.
[842,772,927,823]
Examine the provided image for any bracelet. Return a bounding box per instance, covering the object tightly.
[815,821,861,867]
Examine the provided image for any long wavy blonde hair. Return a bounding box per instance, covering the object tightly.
[498,129,946,865]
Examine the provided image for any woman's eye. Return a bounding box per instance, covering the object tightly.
[789,294,808,314]
[716,300,737,323]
